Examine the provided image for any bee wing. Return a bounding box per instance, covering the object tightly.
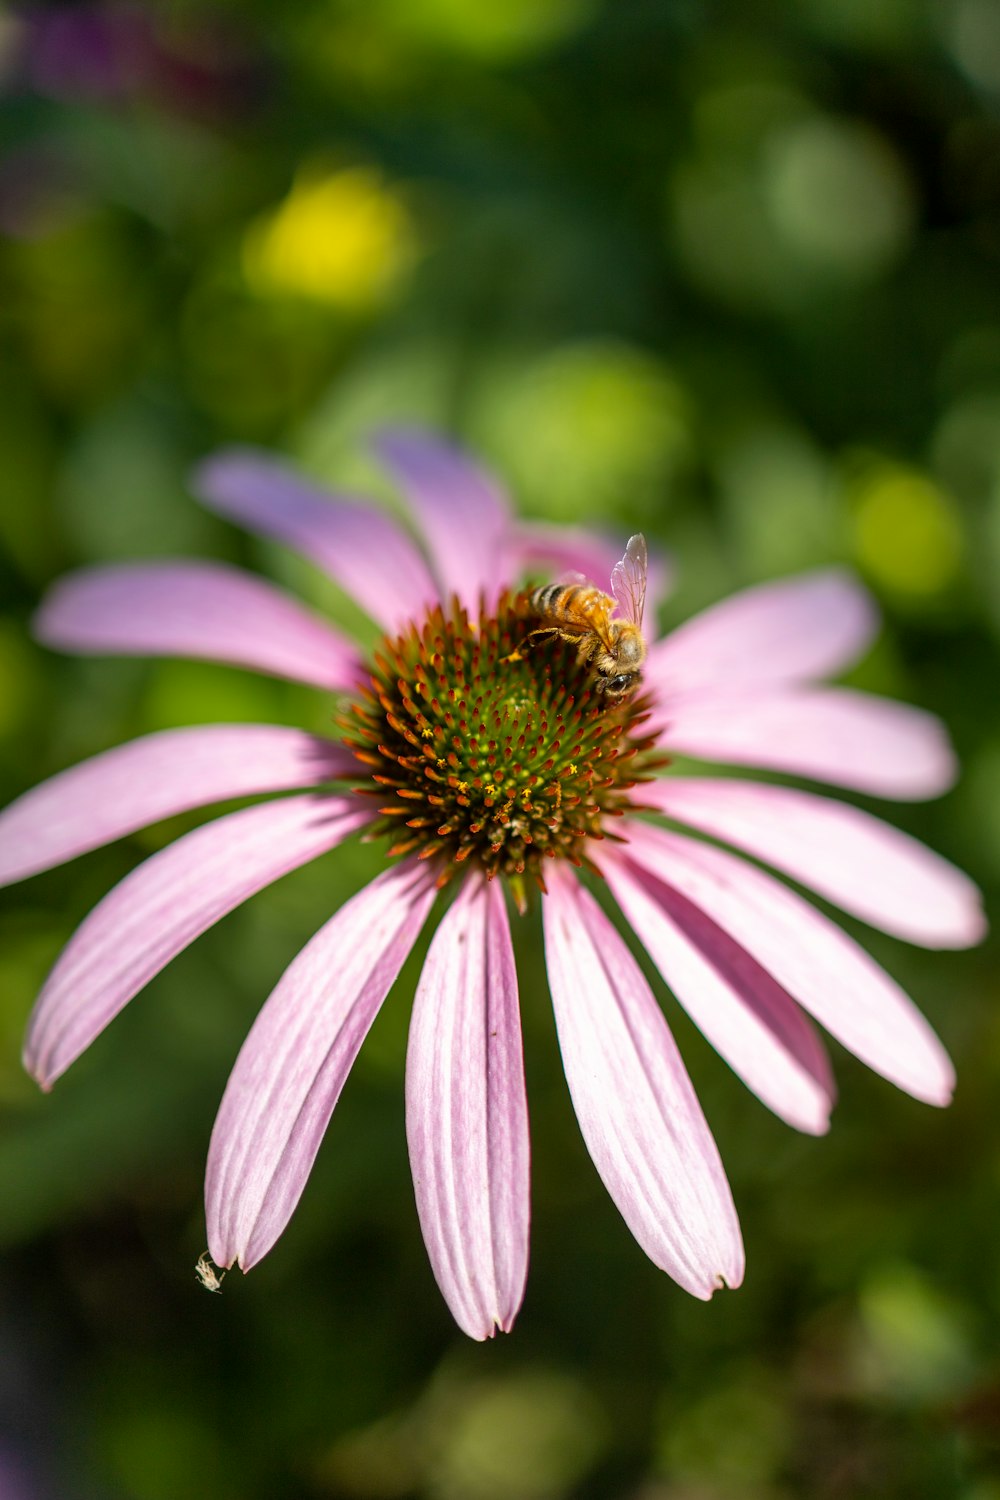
[555,569,590,587]
[610,533,648,630]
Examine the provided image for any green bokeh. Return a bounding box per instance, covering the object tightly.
[1,2,998,1498]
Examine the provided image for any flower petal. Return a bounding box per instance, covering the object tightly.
[605,854,835,1134]
[642,778,986,949]
[0,726,354,888]
[622,824,955,1106]
[406,876,530,1340]
[192,449,439,634]
[655,687,956,800]
[372,430,508,614]
[502,522,673,615]
[647,569,878,693]
[24,794,368,1088]
[542,866,744,1297]
[35,562,361,691]
[207,861,437,1272]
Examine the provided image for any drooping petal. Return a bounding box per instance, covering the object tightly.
[406,876,530,1340]
[35,562,361,691]
[372,429,508,613]
[655,687,956,800]
[502,522,673,615]
[192,449,439,634]
[622,824,955,1106]
[605,855,835,1134]
[0,726,355,888]
[542,866,744,1297]
[207,861,437,1272]
[642,778,986,949]
[646,569,878,693]
[24,795,369,1088]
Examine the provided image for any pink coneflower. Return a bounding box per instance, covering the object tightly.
[0,432,985,1338]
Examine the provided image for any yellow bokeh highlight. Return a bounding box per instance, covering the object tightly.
[850,462,964,595]
[243,165,416,311]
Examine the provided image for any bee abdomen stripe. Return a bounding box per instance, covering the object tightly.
[531,583,578,611]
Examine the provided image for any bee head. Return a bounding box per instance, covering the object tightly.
[599,670,638,699]
[612,628,646,672]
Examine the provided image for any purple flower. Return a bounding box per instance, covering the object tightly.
[1,432,985,1338]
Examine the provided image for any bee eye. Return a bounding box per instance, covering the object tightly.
[607,674,632,694]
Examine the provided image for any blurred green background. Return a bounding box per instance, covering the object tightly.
[1,1,999,1496]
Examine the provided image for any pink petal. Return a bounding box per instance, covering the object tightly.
[605,855,835,1134]
[373,429,508,615]
[406,876,530,1340]
[192,449,439,634]
[647,569,878,694]
[623,824,956,1106]
[502,522,673,614]
[35,562,361,691]
[655,687,956,800]
[642,778,986,949]
[0,726,355,888]
[542,866,744,1297]
[207,861,437,1272]
[24,795,368,1088]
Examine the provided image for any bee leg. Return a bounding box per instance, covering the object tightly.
[502,627,540,665]
[514,628,560,657]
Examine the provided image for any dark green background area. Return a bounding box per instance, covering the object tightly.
[1,2,999,1496]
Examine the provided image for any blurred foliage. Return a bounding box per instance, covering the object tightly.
[1,0,999,1497]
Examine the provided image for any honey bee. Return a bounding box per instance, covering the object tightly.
[526,533,648,701]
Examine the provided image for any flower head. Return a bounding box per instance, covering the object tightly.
[343,589,663,893]
[1,431,985,1338]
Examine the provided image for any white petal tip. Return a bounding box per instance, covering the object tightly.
[685,1266,743,1300]
[786,1093,835,1135]
[23,1048,55,1093]
[207,1245,243,1275]
[913,746,959,801]
[33,595,91,655]
[462,1320,497,1343]
[189,451,231,489]
[31,601,62,648]
[940,907,989,950]
[712,1265,745,1294]
[671,1243,746,1299]
[798,1113,833,1138]
[445,1289,525,1341]
[905,910,987,950]
[898,1065,955,1108]
[456,1304,521,1341]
